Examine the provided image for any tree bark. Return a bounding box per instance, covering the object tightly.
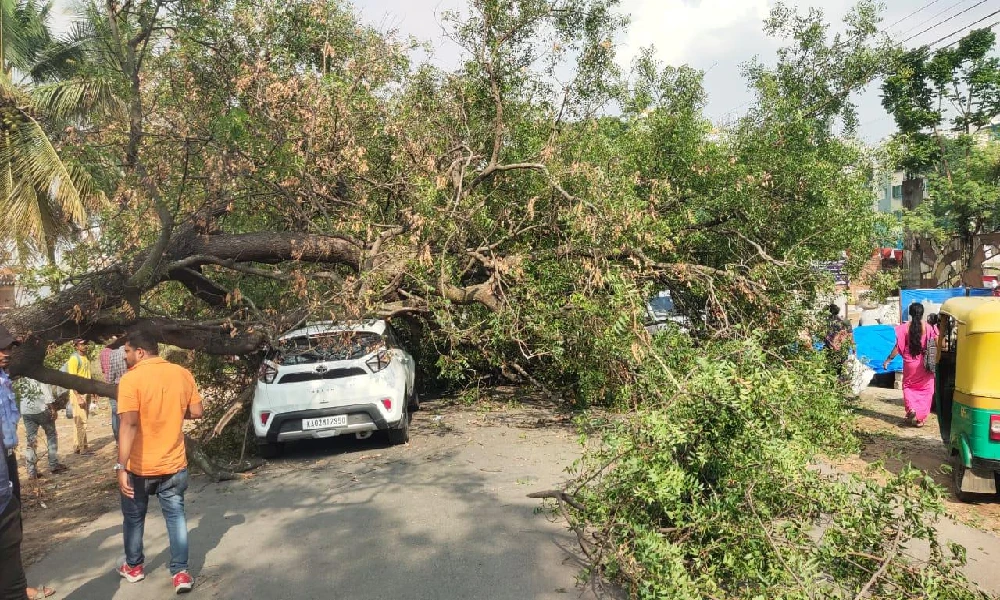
[0,228,360,385]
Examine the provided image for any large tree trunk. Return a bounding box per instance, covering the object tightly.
[901,178,925,289]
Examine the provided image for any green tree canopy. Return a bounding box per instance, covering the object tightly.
[882,28,1000,285]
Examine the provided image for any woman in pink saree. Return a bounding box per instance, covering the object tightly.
[883,303,935,427]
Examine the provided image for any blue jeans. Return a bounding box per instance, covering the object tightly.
[109,399,120,443]
[23,411,59,476]
[121,469,189,575]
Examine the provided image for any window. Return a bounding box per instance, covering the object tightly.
[891,185,902,199]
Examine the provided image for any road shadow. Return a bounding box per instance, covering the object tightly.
[201,447,620,600]
[32,420,616,600]
[269,412,466,460]
[62,506,244,600]
[852,406,913,430]
[144,508,247,577]
[28,524,118,594]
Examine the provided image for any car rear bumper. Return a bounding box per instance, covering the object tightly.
[259,404,394,444]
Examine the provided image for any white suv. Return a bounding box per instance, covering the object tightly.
[252,320,418,458]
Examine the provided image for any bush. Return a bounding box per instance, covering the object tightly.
[556,333,984,599]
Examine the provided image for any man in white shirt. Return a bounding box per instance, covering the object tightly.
[18,378,67,480]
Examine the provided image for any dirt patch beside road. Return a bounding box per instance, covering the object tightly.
[830,387,1000,534]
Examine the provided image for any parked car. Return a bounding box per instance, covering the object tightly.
[252,320,418,458]
[644,290,689,334]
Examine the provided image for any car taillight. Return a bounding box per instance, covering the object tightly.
[366,349,391,373]
[990,415,1000,441]
[258,362,278,384]
[260,411,271,426]
[381,398,392,411]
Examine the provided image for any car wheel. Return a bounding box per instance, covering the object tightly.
[257,441,283,459]
[387,404,410,445]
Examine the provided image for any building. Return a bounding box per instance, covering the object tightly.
[0,269,15,311]
[837,170,912,313]
[875,170,905,214]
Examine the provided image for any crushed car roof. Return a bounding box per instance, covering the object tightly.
[278,319,387,341]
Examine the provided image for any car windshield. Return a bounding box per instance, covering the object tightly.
[271,331,384,365]
[648,295,675,315]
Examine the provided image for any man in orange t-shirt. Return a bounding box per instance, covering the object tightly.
[115,329,203,594]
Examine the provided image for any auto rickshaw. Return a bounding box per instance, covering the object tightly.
[935,297,1000,501]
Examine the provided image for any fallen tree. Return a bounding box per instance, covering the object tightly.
[5,2,996,598]
[2,0,885,415]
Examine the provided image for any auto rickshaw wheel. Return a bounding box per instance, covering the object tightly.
[952,454,974,503]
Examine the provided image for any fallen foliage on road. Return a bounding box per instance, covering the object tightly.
[542,333,990,599]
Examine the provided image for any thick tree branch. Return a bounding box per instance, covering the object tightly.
[180,232,362,269]
[146,317,267,354]
[440,280,500,311]
[167,266,230,307]
[21,365,117,398]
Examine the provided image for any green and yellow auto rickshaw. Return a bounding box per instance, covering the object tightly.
[935,297,1000,501]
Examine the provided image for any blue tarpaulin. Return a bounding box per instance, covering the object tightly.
[899,288,994,321]
[853,325,902,374]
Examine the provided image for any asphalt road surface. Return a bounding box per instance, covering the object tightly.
[24,394,1000,599]
[26,404,611,599]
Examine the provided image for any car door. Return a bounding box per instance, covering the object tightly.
[386,326,416,395]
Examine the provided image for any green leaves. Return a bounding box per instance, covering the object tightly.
[0,75,92,252]
[566,334,984,599]
[882,28,1000,170]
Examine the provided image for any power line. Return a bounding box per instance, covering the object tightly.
[899,0,974,36]
[929,10,1000,47]
[714,1,996,123]
[887,0,948,30]
[903,0,993,43]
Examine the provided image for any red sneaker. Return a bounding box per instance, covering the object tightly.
[117,563,145,583]
[173,571,194,594]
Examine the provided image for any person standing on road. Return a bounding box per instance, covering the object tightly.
[927,313,940,338]
[883,303,936,427]
[115,329,203,594]
[0,423,28,600]
[0,326,22,504]
[1,329,58,600]
[99,339,127,443]
[66,340,93,455]
[17,379,67,480]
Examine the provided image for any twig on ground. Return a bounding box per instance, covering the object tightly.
[527,489,585,512]
[854,525,904,600]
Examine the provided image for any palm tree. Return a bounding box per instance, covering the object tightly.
[0,0,102,260]
[1,0,53,74]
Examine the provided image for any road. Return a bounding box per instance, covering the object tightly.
[20,388,1000,599]
[24,401,610,599]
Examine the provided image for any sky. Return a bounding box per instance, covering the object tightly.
[45,0,1000,143]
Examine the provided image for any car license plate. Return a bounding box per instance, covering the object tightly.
[302,415,348,430]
